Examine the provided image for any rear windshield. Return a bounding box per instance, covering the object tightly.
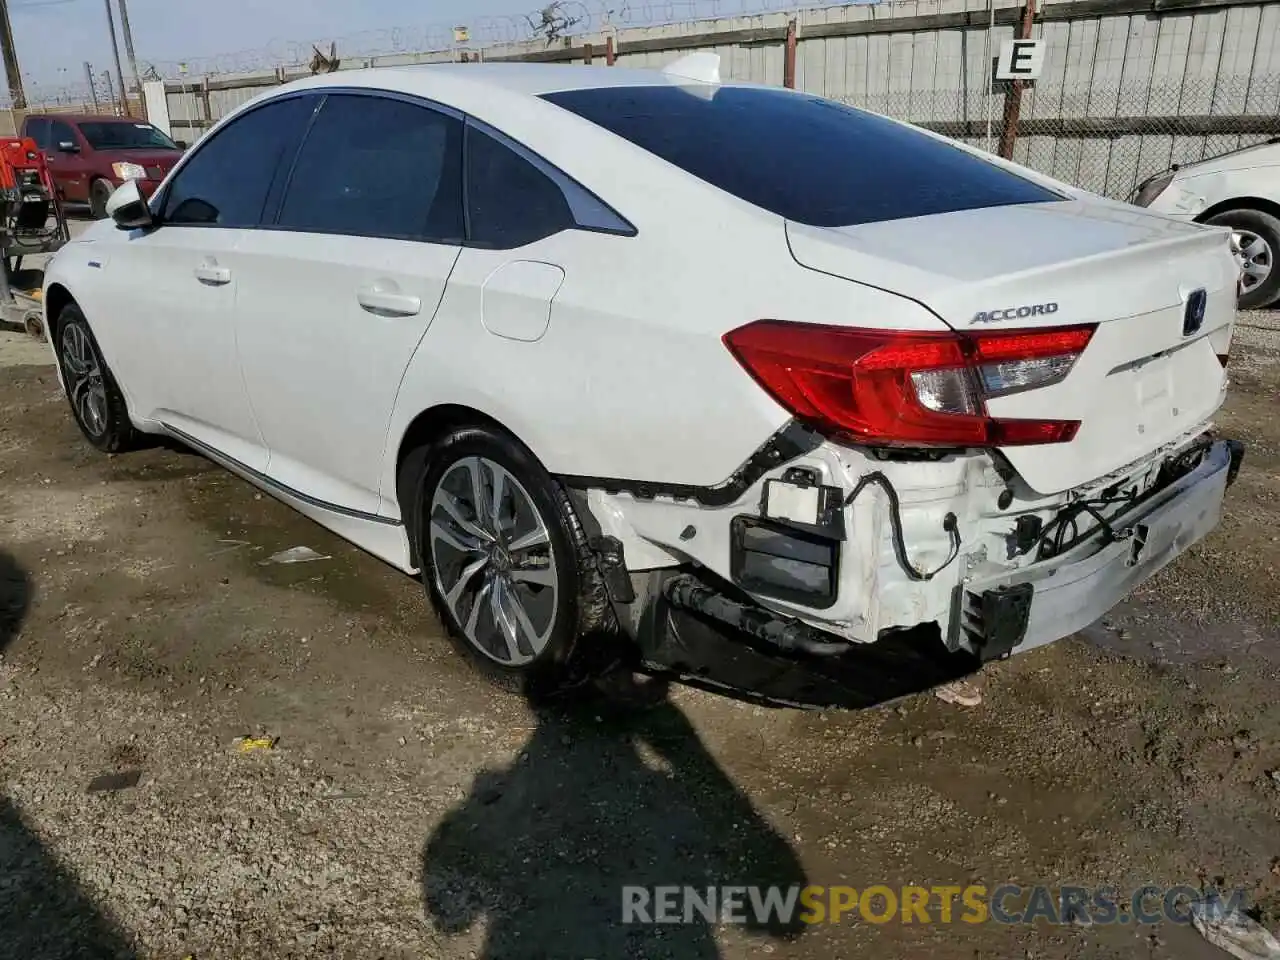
[541,86,1060,227]
[79,121,179,151]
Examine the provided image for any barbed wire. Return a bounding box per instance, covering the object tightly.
[141,0,871,79]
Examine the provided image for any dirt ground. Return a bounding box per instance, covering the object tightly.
[0,308,1278,960]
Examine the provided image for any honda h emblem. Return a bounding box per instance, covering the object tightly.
[1183,289,1207,336]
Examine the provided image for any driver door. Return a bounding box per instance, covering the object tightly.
[45,119,91,204]
[104,93,318,471]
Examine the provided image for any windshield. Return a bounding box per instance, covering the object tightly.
[79,121,179,151]
[542,86,1061,228]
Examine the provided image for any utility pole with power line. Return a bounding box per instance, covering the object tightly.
[101,0,129,116]
[115,0,141,109]
[101,68,116,115]
[84,61,99,111]
[0,0,26,109]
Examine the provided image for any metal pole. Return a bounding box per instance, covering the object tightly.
[84,61,100,111]
[783,18,797,89]
[998,0,1036,160]
[985,0,995,151]
[102,0,129,116]
[115,0,142,106]
[102,69,117,115]
[0,0,25,109]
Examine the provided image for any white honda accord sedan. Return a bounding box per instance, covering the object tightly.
[42,56,1244,704]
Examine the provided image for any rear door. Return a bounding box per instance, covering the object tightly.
[233,92,464,517]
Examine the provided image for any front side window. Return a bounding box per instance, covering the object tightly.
[465,125,575,249]
[543,86,1062,228]
[79,121,179,151]
[162,95,316,228]
[275,93,464,243]
[50,121,77,150]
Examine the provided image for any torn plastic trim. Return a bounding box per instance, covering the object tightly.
[639,569,981,709]
[558,421,823,507]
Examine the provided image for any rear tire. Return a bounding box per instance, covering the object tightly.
[413,424,612,698]
[89,178,112,220]
[54,302,136,453]
[1205,207,1280,309]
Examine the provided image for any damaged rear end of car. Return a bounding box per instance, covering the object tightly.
[547,80,1244,706]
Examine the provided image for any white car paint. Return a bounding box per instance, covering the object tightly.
[43,61,1240,661]
[1140,138,1280,222]
[1133,138,1280,308]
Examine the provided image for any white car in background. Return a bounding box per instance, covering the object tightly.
[41,57,1244,706]
[1132,137,1280,309]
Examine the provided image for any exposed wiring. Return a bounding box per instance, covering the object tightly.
[1033,492,1136,559]
[843,472,960,582]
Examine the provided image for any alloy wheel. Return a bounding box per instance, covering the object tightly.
[1236,229,1273,294]
[428,456,558,667]
[60,323,108,438]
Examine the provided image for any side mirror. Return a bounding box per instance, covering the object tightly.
[56,140,79,153]
[106,179,154,231]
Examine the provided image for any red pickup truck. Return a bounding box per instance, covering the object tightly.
[21,113,184,219]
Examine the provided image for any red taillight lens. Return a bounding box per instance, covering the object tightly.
[723,321,1096,448]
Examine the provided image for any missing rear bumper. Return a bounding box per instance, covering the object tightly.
[636,573,978,709]
[953,438,1236,657]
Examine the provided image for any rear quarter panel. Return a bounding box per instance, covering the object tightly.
[378,183,949,512]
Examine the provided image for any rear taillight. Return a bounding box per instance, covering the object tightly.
[723,321,1096,448]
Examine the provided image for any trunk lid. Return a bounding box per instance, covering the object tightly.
[786,200,1239,494]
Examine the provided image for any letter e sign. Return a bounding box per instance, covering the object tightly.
[995,39,1045,80]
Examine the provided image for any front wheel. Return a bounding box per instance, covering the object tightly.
[1206,208,1280,309]
[54,303,136,452]
[415,425,603,695]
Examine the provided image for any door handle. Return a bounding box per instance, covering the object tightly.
[357,285,421,317]
[194,262,231,285]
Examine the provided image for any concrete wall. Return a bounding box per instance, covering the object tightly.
[160,0,1280,199]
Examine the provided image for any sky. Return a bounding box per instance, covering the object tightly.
[8,0,543,93]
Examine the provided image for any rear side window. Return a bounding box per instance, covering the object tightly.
[466,125,575,249]
[542,86,1061,228]
[24,118,50,150]
[275,93,464,243]
[163,95,316,227]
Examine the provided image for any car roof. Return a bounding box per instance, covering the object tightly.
[282,61,752,98]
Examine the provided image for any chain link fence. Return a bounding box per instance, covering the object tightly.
[837,74,1279,200]
[22,0,1275,206]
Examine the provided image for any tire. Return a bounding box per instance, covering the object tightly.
[1205,207,1280,309]
[89,178,113,220]
[414,424,614,697]
[54,302,136,453]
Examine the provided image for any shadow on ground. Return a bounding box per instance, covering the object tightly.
[0,548,136,960]
[422,674,809,959]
